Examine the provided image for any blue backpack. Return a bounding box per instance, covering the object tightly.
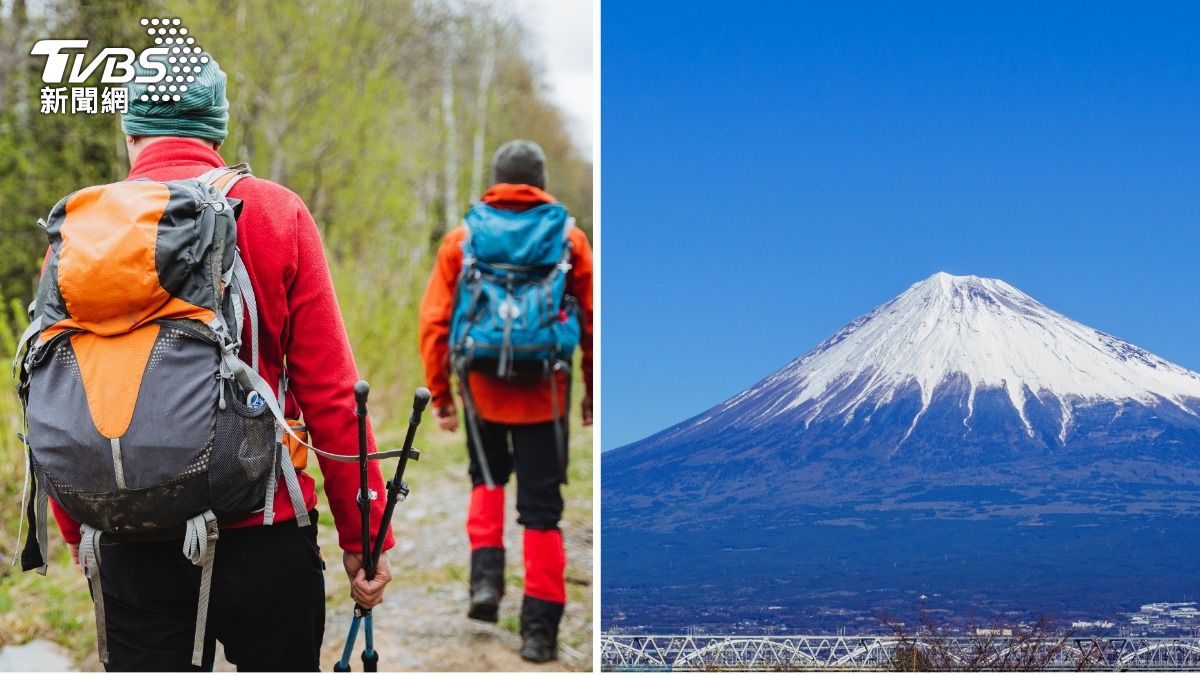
[450,201,581,380]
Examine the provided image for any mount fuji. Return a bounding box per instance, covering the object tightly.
[603,273,1200,632]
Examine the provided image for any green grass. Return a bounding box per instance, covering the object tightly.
[0,299,101,661]
[499,615,520,633]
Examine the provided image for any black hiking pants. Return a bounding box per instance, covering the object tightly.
[467,418,567,529]
[96,511,325,671]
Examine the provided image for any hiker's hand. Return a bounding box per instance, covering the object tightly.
[343,552,392,609]
[436,403,459,432]
[581,394,593,427]
[68,543,80,572]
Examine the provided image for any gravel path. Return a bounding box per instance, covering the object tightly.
[63,429,593,672]
[313,456,593,672]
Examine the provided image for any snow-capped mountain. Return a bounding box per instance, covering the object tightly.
[604,273,1200,528]
[723,272,1200,445]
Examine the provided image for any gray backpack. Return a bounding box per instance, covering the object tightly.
[13,165,323,665]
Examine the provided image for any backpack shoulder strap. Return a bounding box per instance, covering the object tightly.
[558,216,576,262]
[195,164,260,367]
[231,255,259,370]
[556,216,576,270]
[196,163,252,198]
[460,210,478,261]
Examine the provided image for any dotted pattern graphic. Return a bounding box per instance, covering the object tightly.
[54,341,81,380]
[180,444,211,479]
[46,470,76,496]
[138,17,209,103]
[146,327,182,373]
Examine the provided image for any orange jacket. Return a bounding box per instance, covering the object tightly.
[419,184,593,424]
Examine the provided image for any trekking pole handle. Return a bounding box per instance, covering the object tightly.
[410,387,431,425]
[355,380,370,413]
[401,388,430,460]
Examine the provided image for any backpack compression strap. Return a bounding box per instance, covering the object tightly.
[11,315,42,378]
[78,524,108,663]
[182,510,219,666]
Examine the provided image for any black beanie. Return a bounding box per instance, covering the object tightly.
[492,140,547,189]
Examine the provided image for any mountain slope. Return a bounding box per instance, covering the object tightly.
[605,271,1200,528]
[603,273,1200,631]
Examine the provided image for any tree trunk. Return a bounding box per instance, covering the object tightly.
[441,37,459,235]
[469,30,495,200]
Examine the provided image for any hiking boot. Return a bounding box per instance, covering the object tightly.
[468,547,505,623]
[468,584,502,623]
[520,633,557,663]
[519,595,563,663]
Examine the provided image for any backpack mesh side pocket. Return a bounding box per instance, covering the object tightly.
[208,381,276,516]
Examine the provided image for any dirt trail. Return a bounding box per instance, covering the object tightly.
[214,448,592,672]
[314,457,592,672]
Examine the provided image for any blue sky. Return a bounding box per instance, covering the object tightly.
[601,1,1200,450]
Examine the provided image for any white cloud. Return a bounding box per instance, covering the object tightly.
[514,0,594,159]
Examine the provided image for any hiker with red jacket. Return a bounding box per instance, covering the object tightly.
[419,140,594,662]
[33,55,393,670]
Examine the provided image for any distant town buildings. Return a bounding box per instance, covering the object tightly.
[606,599,1200,638]
[1121,602,1200,636]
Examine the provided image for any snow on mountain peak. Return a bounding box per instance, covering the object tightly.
[735,272,1200,442]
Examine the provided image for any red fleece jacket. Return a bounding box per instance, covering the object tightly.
[49,138,394,554]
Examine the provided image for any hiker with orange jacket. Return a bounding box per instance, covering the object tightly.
[31,55,393,670]
[419,140,593,662]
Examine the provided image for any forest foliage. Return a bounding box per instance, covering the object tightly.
[0,0,591,429]
[0,0,591,655]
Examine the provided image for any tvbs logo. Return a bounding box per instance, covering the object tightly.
[31,42,168,85]
[32,17,197,84]
[33,18,202,115]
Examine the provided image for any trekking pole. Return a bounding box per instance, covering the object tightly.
[356,381,373,578]
[335,380,373,673]
[334,384,429,672]
[360,387,429,672]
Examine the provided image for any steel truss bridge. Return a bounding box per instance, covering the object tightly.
[601,634,1200,671]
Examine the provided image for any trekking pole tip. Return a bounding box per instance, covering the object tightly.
[354,380,370,405]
